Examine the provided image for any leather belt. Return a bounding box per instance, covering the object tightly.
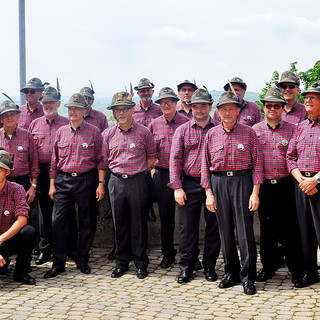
[183,175,201,182]
[59,169,94,177]
[211,170,252,177]
[111,171,144,179]
[155,166,169,172]
[301,171,316,177]
[263,176,291,185]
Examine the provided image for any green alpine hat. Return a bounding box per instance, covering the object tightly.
[134,78,155,91]
[177,80,198,92]
[0,100,21,117]
[20,77,49,93]
[40,86,61,103]
[260,87,287,104]
[107,92,136,110]
[216,91,243,108]
[301,81,320,96]
[64,93,88,109]
[80,87,95,100]
[223,77,247,91]
[0,150,13,170]
[187,88,213,105]
[155,87,179,104]
[276,71,300,87]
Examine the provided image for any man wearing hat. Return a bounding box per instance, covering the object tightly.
[176,80,198,118]
[102,92,156,279]
[252,87,302,284]
[0,150,36,285]
[29,86,69,265]
[133,78,162,222]
[214,77,262,127]
[0,100,39,203]
[169,88,220,284]
[148,87,189,268]
[44,93,106,278]
[276,71,307,125]
[80,85,109,132]
[19,77,48,129]
[201,91,263,295]
[287,81,320,288]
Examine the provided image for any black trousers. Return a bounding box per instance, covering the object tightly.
[178,177,220,273]
[108,172,149,270]
[0,225,35,275]
[295,182,320,275]
[211,174,257,282]
[153,168,176,257]
[259,176,302,275]
[52,170,99,268]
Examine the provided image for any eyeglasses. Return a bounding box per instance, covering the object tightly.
[303,96,320,101]
[24,89,37,94]
[159,99,176,106]
[264,104,283,110]
[113,107,132,113]
[279,84,296,89]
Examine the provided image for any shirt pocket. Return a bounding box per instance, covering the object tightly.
[57,142,70,159]
[184,138,199,152]
[234,143,251,164]
[15,143,29,162]
[277,141,288,158]
[210,145,224,162]
[33,134,45,148]
[78,140,95,157]
[154,134,166,150]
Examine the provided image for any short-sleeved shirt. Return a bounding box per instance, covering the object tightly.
[0,181,29,234]
[287,117,320,173]
[102,121,156,175]
[49,121,105,179]
[84,107,109,132]
[168,118,216,190]
[214,100,262,127]
[18,103,44,130]
[0,126,39,179]
[133,102,162,127]
[282,101,307,125]
[176,105,193,119]
[253,120,296,179]
[148,112,190,169]
[29,115,69,164]
[201,122,264,189]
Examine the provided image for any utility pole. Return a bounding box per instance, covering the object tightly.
[19,0,26,105]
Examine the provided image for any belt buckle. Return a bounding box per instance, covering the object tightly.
[121,174,128,179]
[305,172,311,177]
[271,179,277,184]
[71,172,77,177]
[227,171,233,177]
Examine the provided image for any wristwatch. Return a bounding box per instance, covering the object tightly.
[31,183,37,188]
[313,175,320,184]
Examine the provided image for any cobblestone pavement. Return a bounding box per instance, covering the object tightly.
[0,247,319,320]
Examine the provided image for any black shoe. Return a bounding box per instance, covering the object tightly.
[256,269,275,282]
[35,251,51,265]
[295,273,320,288]
[136,268,148,279]
[194,258,203,271]
[107,248,117,261]
[76,262,91,274]
[44,267,65,279]
[33,248,40,256]
[13,273,36,285]
[147,206,157,222]
[0,258,10,275]
[205,269,218,282]
[160,255,175,269]
[218,274,241,289]
[291,272,301,285]
[177,271,192,284]
[111,268,128,278]
[243,281,256,295]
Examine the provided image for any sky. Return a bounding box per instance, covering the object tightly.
[1,0,320,103]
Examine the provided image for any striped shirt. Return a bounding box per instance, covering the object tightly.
[133,102,162,127]
[287,117,320,173]
[0,126,39,179]
[201,122,264,188]
[168,118,215,190]
[148,112,190,169]
[214,100,262,127]
[29,115,69,164]
[18,103,44,130]
[84,107,109,132]
[0,181,29,234]
[176,105,193,119]
[49,121,105,179]
[282,101,307,125]
[102,122,156,175]
[253,120,296,179]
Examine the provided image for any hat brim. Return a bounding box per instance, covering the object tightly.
[276,79,300,87]
[64,103,88,109]
[216,100,243,108]
[107,103,135,110]
[20,87,44,93]
[186,99,213,105]
[40,96,60,103]
[134,85,155,91]
[177,83,198,91]
[0,108,21,117]
[301,89,320,96]
[224,82,247,91]
[0,162,12,171]
[155,96,179,104]
[260,96,287,104]
[83,94,95,100]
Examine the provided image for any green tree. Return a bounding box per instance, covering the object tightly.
[298,60,320,90]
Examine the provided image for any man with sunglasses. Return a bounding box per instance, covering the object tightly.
[287,81,320,288]
[148,87,189,269]
[102,92,156,280]
[19,78,48,129]
[252,87,302,285]
[276,71,307,125]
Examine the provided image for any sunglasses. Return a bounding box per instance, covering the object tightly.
[279,84,296,89]
[24,89,37,94]
[264,104,283,110]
